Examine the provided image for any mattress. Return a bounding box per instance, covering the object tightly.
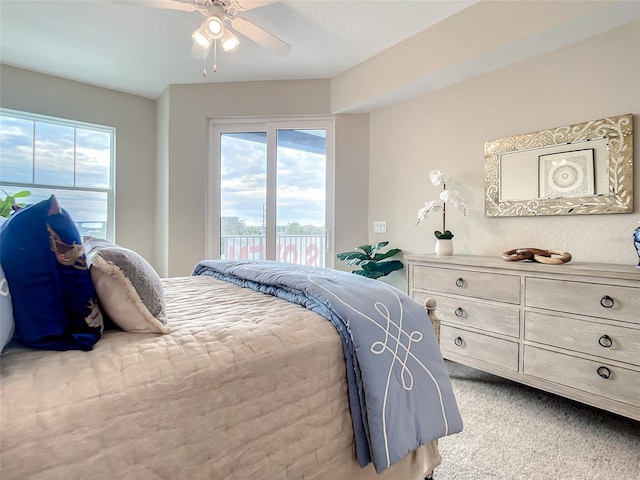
[0,275,441,479]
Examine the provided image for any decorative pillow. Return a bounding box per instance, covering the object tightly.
[0,217,15,352]
[83,236,169,334]
[0,195,103,351]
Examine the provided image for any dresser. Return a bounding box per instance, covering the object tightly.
[406,254,640,421]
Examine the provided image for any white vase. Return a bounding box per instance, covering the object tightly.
[435,238,453,256]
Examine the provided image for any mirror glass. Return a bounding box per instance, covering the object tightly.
[484,113,633,217]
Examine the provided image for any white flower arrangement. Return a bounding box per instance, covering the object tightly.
[416,169,466,239]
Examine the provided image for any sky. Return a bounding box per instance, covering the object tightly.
[1,114,327,229]
[0,113,111,222]
[221,130,326,228]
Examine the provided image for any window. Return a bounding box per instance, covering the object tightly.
[0,109,115,240]
[209,118,334,268]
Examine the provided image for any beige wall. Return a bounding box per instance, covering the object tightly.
[0,68,370,277]
[155,88,170,275]
[160,80,335,276]
[2,16,638,282]
[330,0,615,113]
[158,81,374,276]
[368,21,640,283]
[333,114,370,272]
[0,64,158,265]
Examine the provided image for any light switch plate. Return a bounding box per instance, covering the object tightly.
[373,221,387,233]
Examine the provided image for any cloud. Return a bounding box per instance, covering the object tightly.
[221,133,327,227]
[2,115,328,233]
[1,114,112,224]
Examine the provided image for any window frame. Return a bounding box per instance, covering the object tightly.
[0,108,116,240]
[207,116,335,267]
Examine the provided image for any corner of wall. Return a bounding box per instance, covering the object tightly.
[333,113,370,270]
[155,87,170,277]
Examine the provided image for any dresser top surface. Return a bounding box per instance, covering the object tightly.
[405,254,640,281]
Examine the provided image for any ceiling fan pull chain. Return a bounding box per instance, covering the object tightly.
[213,40,218,73]
[203,49,207,77]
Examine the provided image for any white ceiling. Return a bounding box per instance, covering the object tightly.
[0,0,477,99]
[1,0,639,107]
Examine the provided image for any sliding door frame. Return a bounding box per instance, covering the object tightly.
[207,116,335,267]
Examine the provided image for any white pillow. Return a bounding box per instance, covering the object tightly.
[0,216,15,351]
[83,236,169,334]
[0,261,15,351]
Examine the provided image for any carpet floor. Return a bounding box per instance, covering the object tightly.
[434,360,640,480]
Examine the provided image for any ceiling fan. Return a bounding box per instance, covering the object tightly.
[114,0,291,74]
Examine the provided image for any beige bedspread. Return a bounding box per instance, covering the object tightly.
[0,276,441,479]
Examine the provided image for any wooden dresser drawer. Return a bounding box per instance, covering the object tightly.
[412,265,521,304]
[526,277,640,324]
[407,255,640,421]
[440,325,519,371]
[525,311,640,365]
[413,291,520,337]
[523,346,640,407]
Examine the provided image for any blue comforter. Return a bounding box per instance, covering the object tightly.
[192,260,462,473]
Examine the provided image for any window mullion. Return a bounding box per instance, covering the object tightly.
[0,108,115,241]
[31,120,36,183]
[73,127,77,187]
[265,124,277,261]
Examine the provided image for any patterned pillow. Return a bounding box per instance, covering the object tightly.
[0,195,103,350]
[83,236,169,334]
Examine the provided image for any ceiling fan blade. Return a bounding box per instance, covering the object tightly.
[111,1,199,13]
[230,17,291,56]
[229,0,281,11]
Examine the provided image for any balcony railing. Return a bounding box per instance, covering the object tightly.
[221,234,325,267]
[75,221,107,238]
[73,228,325,267]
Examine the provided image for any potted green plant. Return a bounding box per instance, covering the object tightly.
[336,241,403,279]
[0,190,30,218]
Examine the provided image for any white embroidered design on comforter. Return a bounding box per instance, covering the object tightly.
[0,276,442,480]
[193,260,463,473]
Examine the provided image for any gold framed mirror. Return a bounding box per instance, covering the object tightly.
[484,113,634,217]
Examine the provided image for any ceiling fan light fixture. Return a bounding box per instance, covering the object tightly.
[192,28,212,49]
[204,15,225,39]
[221,29,240,52]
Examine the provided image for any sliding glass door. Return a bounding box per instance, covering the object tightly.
[209,118,334,267]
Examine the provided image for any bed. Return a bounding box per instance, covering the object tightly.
[1,258,460,480]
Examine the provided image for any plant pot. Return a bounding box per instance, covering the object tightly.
[435,238,453,256]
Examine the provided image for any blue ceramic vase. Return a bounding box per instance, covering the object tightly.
[634,223,640,268]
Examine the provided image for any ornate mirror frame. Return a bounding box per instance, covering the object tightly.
[484,113,634,217]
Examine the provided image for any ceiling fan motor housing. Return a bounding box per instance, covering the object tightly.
[205,16,224,38]
[116,0,292,59]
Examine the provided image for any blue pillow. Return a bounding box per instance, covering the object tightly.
[0,195,103,351]
[0,216,14,352]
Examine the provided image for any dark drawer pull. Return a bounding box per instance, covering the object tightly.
[453,336,463,347]
[455,278,464,287]
[598,334,613,348]
[596,366,611,379]
[600,295,615,308]
[454,307,464,317]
